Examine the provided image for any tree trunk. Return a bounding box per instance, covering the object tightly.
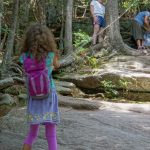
[24,0,30,24]
[106,0,139,55]
[0,0,3,51]
[0,0,19,79]
[33,0,46,24]
[2,0,19,65]
[64,0,73,55]
[59,0,65,51]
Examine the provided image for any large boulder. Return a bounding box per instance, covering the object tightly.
[4,85,27,95]
[0,78,14,90]
[59,56,150,101]
[55,80,84,97]
[0,94,15,106]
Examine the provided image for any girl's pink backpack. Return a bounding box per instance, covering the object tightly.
[23,55,50,100]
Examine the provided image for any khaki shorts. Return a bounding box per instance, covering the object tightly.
[131,20,145,40]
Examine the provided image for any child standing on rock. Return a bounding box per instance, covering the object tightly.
[20,23,60,150]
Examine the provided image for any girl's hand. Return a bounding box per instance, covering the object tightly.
[53,52,60,69]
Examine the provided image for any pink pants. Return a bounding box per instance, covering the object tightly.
[24,123,57,150]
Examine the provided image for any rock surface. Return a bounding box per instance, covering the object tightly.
[0,78,14,90]
[0,95,150,150]
[0,94,15,106]
[59,56,150,101]
[4,85,26,95]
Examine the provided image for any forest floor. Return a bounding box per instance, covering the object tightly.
[0,95,150,150]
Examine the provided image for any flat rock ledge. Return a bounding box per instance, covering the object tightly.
[0,99,150,150]
[59,56,150,101]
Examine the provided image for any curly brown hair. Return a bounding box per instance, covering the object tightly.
[21,23,57,61]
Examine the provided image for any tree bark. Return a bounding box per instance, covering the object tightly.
[106,0,139,55]
[59,0,65,51]
[0,0,19,79]
[2,0,19,65]
[24,0,31,24]
[64,0,73,55]
[0,0,3,50]
[33,0,46,24]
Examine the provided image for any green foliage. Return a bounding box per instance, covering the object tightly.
[101,80,119,98]
[120,0,150,11]
[119,78,131,89]
[121,0,140,9]
[1,27,11,34]
[119,78,131,96]
[101,78,133,99]
[86,56,99,68]
[73,30,91,50]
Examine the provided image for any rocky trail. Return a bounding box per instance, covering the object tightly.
[0,95,150,150]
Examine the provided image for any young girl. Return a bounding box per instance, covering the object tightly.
[20,23,60,150]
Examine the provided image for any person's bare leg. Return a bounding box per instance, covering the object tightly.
[22,144,31,150]
[136,39,142,49]
[141,40,147,49]
[92,24,100,45]
[141,39,148,54]
[98,27,105,43]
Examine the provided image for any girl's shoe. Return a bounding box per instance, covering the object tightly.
[22,144,31,150]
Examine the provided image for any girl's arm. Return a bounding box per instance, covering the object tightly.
[53,53,60,69]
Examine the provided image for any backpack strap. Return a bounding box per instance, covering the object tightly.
[19,53,27,64]
[22,53,32,62]
[22,53,27,61]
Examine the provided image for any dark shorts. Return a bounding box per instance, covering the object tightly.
[94,16,106,28]
[131,20,145,40]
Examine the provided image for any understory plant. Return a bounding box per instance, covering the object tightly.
[101,78,132,99]
[101,80,119,98]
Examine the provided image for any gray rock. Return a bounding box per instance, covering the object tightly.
[18,94,27,105]
[4,85,27,95]
[0,94,15,106]
[58,95,100,110]
[56,80,84,97]
[0,98,150,150]
[59,56,150,101]
[55,80,76,88]
[0,78,14,90]
[56,85,73,95]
